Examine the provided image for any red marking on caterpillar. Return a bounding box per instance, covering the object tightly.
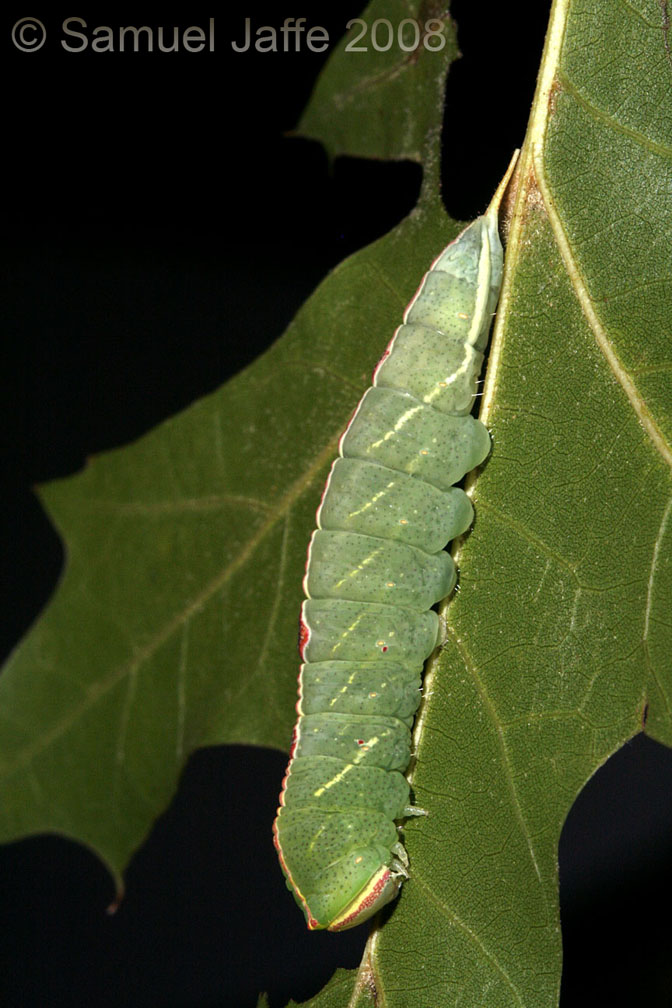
[328,868,394,932]
[298,616,310,659]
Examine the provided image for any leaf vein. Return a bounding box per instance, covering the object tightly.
[412,873,527,1007]
[476,501,583,584]
[0,435,340,779]
[535,153,672,472]
[447,627,544,888]
[643,495,672,718]
[557,68,672,158]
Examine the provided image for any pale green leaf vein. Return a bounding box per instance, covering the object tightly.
[643,495,672,717]
[617,0,660,29]
[61,494,272,516]
[535,155,672,471]
[176,620,189,762]
[224,512,294,723]
[476,501,583,585]
[446,626,544,887]
[411,873,526,1007]
[0,435,341,780]
[557,69,672,160]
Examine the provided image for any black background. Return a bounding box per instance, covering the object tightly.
[2,6,672,1007]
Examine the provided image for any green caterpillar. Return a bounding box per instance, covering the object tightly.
[274,156,517,931]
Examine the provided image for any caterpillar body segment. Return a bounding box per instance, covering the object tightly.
[274,154,518,931]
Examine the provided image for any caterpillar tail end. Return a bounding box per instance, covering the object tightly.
[326,865,403,932]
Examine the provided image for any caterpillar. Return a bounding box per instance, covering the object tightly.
[273,154,518,932]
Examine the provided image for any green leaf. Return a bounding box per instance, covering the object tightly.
[3,0,671,1006]
[330,1,672,1006]
[296,0,457,163]
[0,0,458,893]
[285,968,368,1008]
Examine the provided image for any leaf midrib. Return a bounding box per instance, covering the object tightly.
[486,0,672,474]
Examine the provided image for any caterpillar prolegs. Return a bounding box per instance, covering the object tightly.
[273,155,517,931]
